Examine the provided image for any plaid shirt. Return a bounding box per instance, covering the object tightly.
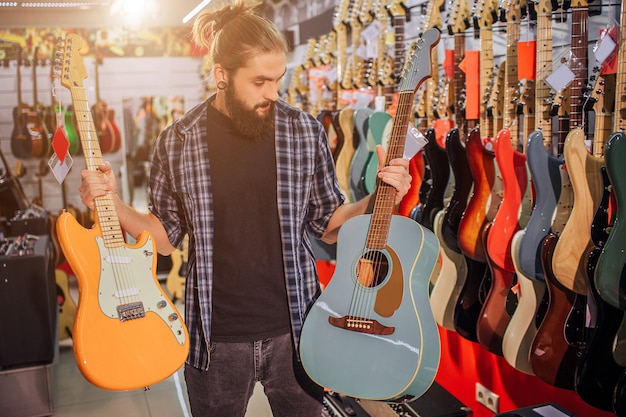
[148,97,344,369]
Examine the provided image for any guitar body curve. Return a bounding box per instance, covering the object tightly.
[300,214,441,401]
[441,127,473,253]
[487,128,528,273]
[595,131,626,309]
[457,127,495,263]
[413,128,450,231]
[56,212,189,390]
[452,254,489,343]
[552,127,603,295]
[529,233,580,389]
[575,246,625,411]
[429,209,468,331]
[335,108,356,201]
[350,108,374,202]
[398,151,424,217]
[518,131,563,282]
[502,230,547,374]
[477,223,515,356]
[363,112,392,194]
[10,106,33,159]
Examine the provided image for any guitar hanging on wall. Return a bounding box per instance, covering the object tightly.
[55,33,189,391]
[299,28,441,403]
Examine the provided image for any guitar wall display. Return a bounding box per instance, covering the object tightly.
[291,0,626,413]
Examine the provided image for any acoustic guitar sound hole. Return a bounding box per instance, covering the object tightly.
[356,250,389,288]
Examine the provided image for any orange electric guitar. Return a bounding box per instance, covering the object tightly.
[55,33,189,391]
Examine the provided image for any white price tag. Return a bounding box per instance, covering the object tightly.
[48,152,73,184]
[594,34,617,64]
[545,64,575,92]
[403,123,428,160]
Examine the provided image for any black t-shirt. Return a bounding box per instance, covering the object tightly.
[205,103,291,342]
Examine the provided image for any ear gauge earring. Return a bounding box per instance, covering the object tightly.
[217,81,227,90]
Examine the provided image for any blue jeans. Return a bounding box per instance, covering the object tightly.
[184,333,324,417]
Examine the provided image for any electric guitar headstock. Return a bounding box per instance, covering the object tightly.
[500,0,525,24]
[586,70,615,156]
[58,34,88,91]
[535,0,554,14]
[473,0,499,29]
[421,0,446,33]
[333,0,353,32]
[357,0,376,27]
[447,0,471,35]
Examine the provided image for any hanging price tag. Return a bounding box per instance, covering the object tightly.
[545,64,575,92]
[52,111,70,163]
[518,40,537,81]
[460,50,480,120]
[403,124,428,160]
[444,49,455,79]
[49,151,73,184]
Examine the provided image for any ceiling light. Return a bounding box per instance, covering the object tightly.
[182,0,211,24]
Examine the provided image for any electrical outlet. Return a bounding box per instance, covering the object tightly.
[475,382,499,413]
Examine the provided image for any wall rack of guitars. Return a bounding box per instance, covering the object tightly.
[291,0,626,415]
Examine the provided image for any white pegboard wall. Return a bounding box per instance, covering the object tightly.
[0,55,205,215]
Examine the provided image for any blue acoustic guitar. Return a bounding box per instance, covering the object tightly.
[299,28,441,403]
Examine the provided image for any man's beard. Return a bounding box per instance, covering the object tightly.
[224,86,275,140]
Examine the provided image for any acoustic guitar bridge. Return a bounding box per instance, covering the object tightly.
[117,302,146,322]
[328,315,395,335]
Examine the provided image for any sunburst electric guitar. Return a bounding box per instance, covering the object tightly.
[55,33,189,391]
[299,28,441,403]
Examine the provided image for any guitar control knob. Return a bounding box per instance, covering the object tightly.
[168,313,179,322]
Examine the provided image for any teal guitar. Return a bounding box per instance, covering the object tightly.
[350,107,374,202]
[595,131,626,310]
[299,28,441,402]
[363,111,392,195]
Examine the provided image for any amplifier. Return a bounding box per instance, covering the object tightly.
[1,207,50,237]
[0,235,56,369]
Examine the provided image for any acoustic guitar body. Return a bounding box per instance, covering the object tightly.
[10,106,33,159]
[300,214,441,401]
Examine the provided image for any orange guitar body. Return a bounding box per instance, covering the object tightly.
[57,212,189,390]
